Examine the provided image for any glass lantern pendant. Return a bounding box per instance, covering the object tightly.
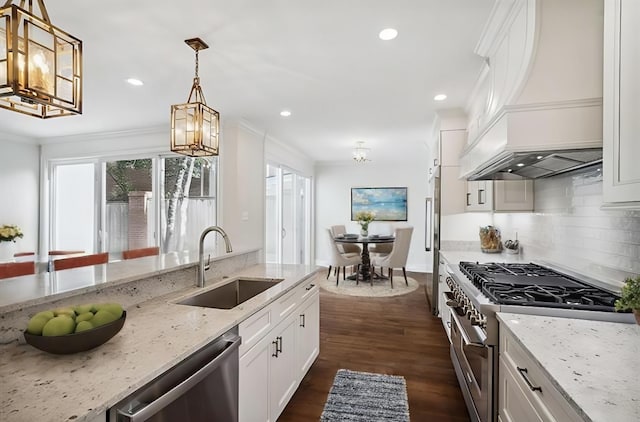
[0,0,82,118]
[170,37,220,157]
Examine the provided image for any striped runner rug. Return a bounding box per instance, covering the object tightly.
[320,369,410,421]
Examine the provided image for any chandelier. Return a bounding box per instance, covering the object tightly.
[170,37,220,157]
[352,141,370,163]
[0,0,82,118]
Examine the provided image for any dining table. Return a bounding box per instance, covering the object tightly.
[334,235,395,282]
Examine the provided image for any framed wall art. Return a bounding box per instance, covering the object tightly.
[351,187,408,221]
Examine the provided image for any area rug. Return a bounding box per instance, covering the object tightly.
[320,369,410,422]
[319,272,420,297]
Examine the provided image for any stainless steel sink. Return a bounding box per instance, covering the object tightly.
[177,277,284,309]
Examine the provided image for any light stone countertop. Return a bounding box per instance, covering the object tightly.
[0,248,259,313]
[497,313,640,422]
[0,263,319,422]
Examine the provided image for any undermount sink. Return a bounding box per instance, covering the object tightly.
[177,277,284,309]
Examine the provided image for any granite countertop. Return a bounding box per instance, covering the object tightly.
[0,263,318,422]
[0,248,259,313]
[497,313,640,422]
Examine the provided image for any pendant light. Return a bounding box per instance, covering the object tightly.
[0,0,82,118]
[353,141,371,163]
[170,37,220,157]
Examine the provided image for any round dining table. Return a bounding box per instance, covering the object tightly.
[334,235,395,283]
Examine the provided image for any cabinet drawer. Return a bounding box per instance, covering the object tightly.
[500,330,583,422]
[239,306,272,356]
[299,275,319,302]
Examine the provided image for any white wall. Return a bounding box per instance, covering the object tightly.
[220,122,265,253]
[0,134,39,253]
[492,168,640,288]
[315,160,429,272]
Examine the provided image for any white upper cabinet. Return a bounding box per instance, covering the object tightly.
[603,0,640,207]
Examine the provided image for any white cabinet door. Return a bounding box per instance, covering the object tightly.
[603,0,640,207]
[296,292,320,378]
[465,180,493,212]
[269,316,298,422]
[494,180,534,212]
[498,359,547,422]
[239,335,271,422]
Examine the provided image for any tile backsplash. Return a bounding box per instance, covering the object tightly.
[493,167,640,288]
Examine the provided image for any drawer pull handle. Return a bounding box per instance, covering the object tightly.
[306,283,315,291]
[276,336,283,353]
[272,339,279,358]
[300,314,306,327]
[517,367,542,392]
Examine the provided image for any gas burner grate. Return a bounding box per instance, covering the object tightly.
[460,261,622,312]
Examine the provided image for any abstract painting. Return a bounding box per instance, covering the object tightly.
[351,187,408,221]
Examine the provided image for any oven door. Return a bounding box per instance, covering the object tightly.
[448,304,493,422]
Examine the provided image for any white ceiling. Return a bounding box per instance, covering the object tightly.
[0,0,494,163]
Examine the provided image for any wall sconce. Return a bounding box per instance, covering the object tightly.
[170,37,220,157]
[353,141,371,163]
[0,0,82,118]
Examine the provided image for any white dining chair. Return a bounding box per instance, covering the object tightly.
[326,228,362,285]
[330,225,361,254]
[371,226,413,288]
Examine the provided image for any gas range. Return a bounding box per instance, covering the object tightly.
[443,259,634,422]
[458,261,621,312]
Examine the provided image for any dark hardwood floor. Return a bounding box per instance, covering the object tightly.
[278,271,471,421]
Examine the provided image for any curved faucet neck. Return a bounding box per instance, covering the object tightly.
[198,226,233,287]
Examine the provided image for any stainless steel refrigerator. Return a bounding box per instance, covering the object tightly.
[425,128,467,316]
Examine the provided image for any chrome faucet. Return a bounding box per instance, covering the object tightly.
[198,226,233,287]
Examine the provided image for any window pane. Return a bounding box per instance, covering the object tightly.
[161,156,217,253]
[104,159,153,254]
[53,163,96,253]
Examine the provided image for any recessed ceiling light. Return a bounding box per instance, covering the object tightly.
[517,163,525,167]
[126,78,144,86]
[280,110,291,117]
[434,94,447,101]
[378,28,398,41]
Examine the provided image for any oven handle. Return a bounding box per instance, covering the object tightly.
[447,301,487,349]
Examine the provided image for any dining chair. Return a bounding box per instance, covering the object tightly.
[52,252,109,271]
[0,261,36,279]
[330,225,361,254]
[371,226,413,288]
[122,246,160,260]
[326,228,361,285]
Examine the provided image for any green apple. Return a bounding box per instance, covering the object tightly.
[42,315,76,336]
[76,312,94,323]
[75,321,94,333]
[91,310,119,327]
[53,307,76,319]
[26,315,51,335]
[33,310,55,320]
[98,303,123,319]
[74,304,94,315]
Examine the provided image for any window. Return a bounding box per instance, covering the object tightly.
[49,155,218,258]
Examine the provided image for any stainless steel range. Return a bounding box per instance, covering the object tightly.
[442,260,634,422]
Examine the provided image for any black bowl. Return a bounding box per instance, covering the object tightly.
[24,311,126,354]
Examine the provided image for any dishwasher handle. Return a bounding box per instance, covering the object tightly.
[117,334,241,422]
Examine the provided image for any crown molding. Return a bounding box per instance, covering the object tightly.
[37,125,170,144]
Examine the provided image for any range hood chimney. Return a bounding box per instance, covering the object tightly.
[460,0,604,181]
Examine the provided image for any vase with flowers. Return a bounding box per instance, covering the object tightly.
[354,211,375,237]
[0,224,23,262]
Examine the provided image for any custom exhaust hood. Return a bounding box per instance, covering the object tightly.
[460,0,604,181]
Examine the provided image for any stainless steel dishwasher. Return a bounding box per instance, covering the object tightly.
[109,328,241,422]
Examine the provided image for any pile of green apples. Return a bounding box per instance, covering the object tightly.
[26,303,124,336]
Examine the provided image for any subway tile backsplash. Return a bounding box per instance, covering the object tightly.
[493,167,640,288]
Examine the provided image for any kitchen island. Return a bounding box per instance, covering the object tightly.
[497,313,640,422]
[0,262,319,422]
